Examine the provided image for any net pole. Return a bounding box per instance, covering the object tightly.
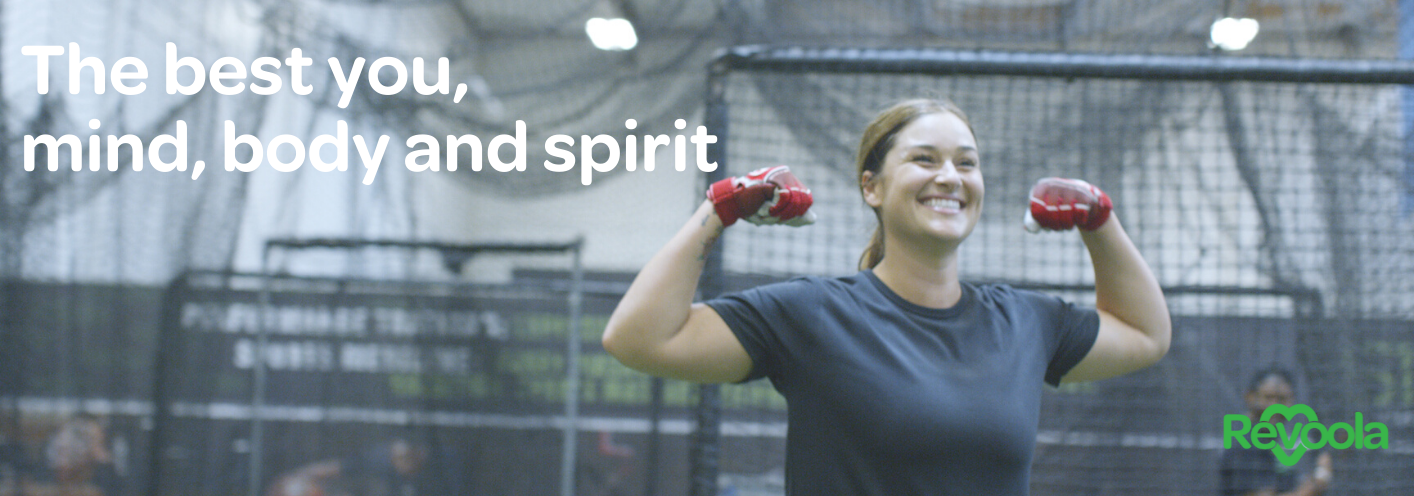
[0,279,18,485]
[644,376,663,496]
[146,273,190,496]
[1402,0,1414,215]
[248,247,275,496]
[689,56,732,496]
[560,238,584,496]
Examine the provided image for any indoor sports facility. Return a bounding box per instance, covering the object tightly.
[1,1,1412,496]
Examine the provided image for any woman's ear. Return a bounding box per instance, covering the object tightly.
[861,171,883,208]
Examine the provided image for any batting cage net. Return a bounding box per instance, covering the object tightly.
[694,47,1414,496]
[146,240,606,496]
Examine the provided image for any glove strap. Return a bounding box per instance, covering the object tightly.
[708,179,743,226]
[1080,185,1112,231]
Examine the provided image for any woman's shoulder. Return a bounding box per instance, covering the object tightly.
[746,271,872,298]
[708,273,868,321]
[719,272,871,310]
[964,282,1061,307]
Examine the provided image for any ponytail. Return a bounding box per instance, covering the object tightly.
[859,224,885,270]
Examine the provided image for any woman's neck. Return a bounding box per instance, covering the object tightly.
[871,239,963,309]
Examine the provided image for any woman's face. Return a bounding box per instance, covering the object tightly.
[863,112,983,250]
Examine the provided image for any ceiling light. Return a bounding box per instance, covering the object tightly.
[586,17,637,51]
[1210,17,1260,51]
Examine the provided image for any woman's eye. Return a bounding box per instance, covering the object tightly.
[911,155,935,163]
[958,160,978,168]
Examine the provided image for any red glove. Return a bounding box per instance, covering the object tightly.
[707,165,815,227]
[1024,177,1112,233]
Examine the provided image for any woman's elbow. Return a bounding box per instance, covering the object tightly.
[601,321,655,373]
[601,322,631,363]
[1144,321,1173,366]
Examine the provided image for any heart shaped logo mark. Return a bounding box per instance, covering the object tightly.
[1259,404,1319,466]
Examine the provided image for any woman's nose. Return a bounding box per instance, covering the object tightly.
[933,161,962,187]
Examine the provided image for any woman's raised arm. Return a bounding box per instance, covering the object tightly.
[601,200,752,383]
[1021,177,1171,383]
[603,165,815,383]
[1063,215,1172,382]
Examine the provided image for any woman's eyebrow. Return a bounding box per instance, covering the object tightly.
[905,144,977,153]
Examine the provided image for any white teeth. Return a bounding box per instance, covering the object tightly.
[922,198,961,210]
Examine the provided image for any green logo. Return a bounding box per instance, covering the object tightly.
[1224,405,1389,466]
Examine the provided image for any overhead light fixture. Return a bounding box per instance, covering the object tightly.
[1210,17,1259,51]
[586,17,637,51]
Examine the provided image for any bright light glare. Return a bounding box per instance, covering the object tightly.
[586,17,638,51]
[1210,17,1259,51]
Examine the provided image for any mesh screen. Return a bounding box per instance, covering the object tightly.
[0,270,747,496]
[4,1,1414,495]
[720,73,1414,319]
[153,270,591,496]
[704,64,1414,495]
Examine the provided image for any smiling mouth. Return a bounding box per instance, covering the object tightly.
[920,198,962,210]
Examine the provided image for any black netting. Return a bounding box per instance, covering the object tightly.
[740,0,1400,59]
[718,70,1414,319]
[152,271,581,496]
[4,2,1414,496]
[701,50,1414,495]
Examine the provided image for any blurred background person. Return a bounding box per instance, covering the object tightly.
[265,438,453,496]
[43,414,124,496]
[1220,367,1333,496]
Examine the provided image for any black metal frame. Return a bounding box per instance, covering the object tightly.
[712,46,1414,84]
[688,44,1414,496]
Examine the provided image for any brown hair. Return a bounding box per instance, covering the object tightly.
[856,98,974,269]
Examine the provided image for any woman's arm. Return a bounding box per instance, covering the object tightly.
[1061,215,1172,382]
[601,200,753,383]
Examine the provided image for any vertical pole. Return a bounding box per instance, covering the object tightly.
[0,0,15,475]
[690,55,732,496]
[644,376,663,496]
[248,246,274,496]
[560,238,585,496]
[146,273,190,496]
[1403,0,1414,216]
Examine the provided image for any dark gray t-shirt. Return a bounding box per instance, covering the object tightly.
[704,270,1099,496]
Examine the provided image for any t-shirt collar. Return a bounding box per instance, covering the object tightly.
[861,269,973,319]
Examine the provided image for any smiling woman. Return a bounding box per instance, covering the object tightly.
[601,97,1172,496]
[857,100,982,281]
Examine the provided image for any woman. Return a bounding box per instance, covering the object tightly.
[602,98,1171,495]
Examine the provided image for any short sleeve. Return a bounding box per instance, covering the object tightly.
[702,279,814,383]
[1035,294,1100,387]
